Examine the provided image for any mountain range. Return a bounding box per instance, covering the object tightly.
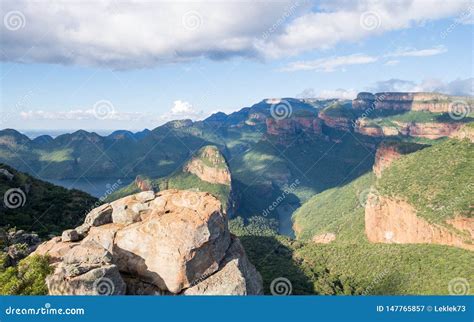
[1,91,473,295]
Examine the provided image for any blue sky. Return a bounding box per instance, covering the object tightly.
[0,0,473,132]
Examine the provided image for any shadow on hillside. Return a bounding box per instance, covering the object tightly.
[434,113,474,123]
[239,235,314,295]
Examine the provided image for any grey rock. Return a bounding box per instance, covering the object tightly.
[61,229,80,242]
[183,236,263,295]
[84,204,113,227]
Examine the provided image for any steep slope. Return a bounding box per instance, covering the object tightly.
[106,145,232,210]
[293,137,473,250]
[367,138,474,250]
[0,163,97,236]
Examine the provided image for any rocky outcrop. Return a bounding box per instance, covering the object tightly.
[182,237,263,295]
[356,119,463,139]
[373,145,402,178]
[372,142,425,178]
[135,175,154,192]
[183,146,231,185]
[319,113,351,132]
[365,194,474,251]
[32,189,263,295]
[353,92,472,113]
[266,117,322,136]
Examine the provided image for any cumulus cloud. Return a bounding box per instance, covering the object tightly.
[281,54,377,72]
[0,0,471,69]
[369,78,474,96]
[162,100,204,121]
[262,0,469,58]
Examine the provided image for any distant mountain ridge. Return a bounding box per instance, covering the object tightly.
[1,92,472,227]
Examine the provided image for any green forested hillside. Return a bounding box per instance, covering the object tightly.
[0,163,97,236]
[377,139,474,224]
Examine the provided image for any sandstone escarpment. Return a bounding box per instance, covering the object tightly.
[32,189,263,295]
[365,194,474,251]
[318,113,351,132]
[372,142,425,178]
[355,119,462,139]
[373,145,402,178]
[183,146,231,185]
[266,117,322,136]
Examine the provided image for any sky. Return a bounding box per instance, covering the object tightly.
[0,0,473,132]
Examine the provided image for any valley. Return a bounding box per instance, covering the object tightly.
[1,91,473,295]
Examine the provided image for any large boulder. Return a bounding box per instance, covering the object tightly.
[113,190,230,293]
[183,237,263,295]
[35,189,262,296]
[46,241,126,295]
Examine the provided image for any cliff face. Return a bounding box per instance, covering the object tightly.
[33,190,263,295]
[356,119,463,139]
[365,194,474,251]
[266,117,322,136]
[183,146,231,186]
[373,145,403,178]
[352,92,466,113]
[318,113,352,132]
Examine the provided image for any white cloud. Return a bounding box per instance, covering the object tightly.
[171,100,194,115]
[281,44,447,72]
[369,78,474,96]
[162,100,204,121]
[318,89,358,100]
[281,54,377,72]
[20,109,147,121]
[0,0,471,69]
[20,100,207,123]
[263,0,470,58]
[387,45,447,57]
